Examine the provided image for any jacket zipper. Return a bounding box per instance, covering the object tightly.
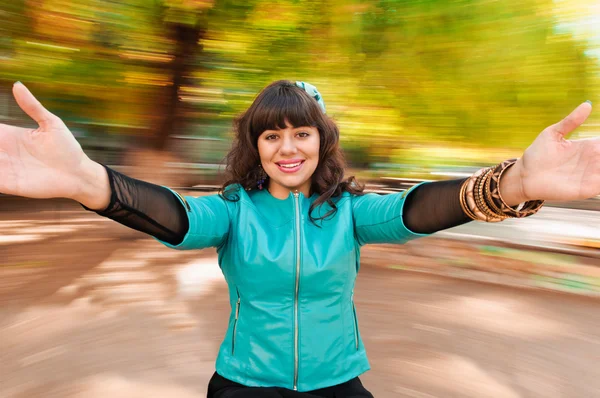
[352,292,359,350]
[293,191,301,390]
[232,290,240,355]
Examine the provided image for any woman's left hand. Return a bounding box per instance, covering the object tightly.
[511,101,598,202]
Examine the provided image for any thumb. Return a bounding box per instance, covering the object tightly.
[12,82,60,128]
[551,101,593,139]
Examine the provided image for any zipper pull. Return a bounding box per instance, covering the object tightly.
[235,297,240,319]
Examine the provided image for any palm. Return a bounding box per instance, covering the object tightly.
[518,102,599,201]
[0,83,87,199]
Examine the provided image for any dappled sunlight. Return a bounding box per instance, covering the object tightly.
[0,302,100,350]
[441,295,574,338]
[0,220,40,228]
[0,221,100,246]
[175,257,225,298]
[69,374,202,398]
[12,225,79,234]
[0,234,43,245]
[514,209,600,248]
[388,353,522,398]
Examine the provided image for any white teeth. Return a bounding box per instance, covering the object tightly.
[280,162,302,168]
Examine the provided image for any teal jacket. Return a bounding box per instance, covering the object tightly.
[158,185,428,391]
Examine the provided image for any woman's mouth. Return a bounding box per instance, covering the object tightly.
[276,160,305,173]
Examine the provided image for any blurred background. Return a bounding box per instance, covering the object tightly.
[1,1,600,397]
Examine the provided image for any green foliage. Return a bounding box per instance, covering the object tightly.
[1,0,598,167]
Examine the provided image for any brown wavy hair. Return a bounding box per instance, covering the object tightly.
[220,80,364,223]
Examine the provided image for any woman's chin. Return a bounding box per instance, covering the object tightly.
[271,177,310,192]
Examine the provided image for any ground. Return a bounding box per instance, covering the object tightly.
[1,198,599,397]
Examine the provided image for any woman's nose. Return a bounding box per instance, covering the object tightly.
[279,136,298,155]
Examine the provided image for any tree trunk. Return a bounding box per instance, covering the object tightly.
[153,23,204,150]
[125,24,204,187]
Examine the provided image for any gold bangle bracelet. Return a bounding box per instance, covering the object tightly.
[465,168,504,222]
[459,178,479,221]
[474,169,506,221]
[491,159,545,218]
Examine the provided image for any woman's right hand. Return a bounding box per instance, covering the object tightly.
[0,82,109,209]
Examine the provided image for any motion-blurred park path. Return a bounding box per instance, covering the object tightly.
[1,196,600,397]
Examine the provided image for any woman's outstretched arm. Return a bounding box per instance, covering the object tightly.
[81,165,190,245]
[0,82,111,205]
[357,101,595,243]
[401,178,470,234]
[405,100,597,234]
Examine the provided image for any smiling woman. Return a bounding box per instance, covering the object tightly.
[257,122,320,198]
[0,80,596,398]
[222,80,364,223]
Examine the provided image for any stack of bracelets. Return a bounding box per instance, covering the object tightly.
[460,158,545,222]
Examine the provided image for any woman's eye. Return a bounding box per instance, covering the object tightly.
[265,135,278,140]
[297,132,309,138]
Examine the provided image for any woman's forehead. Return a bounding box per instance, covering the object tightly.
[260,118,317,131]
[249,95,321,135]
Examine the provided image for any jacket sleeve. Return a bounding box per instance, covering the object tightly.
[352,183,431,246]
[156,189,231,250]
[352,179,472,246]
[81,165,230,250]
[401,178,471,234]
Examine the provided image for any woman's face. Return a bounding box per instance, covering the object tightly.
[257,121,320,199]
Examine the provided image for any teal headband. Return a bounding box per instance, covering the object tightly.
[295,81,326,114]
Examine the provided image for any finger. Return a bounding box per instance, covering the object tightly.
[552,101,593,138]
[12,82,59,128]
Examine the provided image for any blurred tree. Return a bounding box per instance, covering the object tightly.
[0,0,29,58]
[1,0,597,172]
[149,0,214,150]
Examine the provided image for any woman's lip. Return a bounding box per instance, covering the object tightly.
[276,159,305,165]
[276,160,305,173]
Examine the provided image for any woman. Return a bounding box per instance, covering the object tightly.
[0,80,596,397]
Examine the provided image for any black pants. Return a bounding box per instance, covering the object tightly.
[207,372,374,398]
